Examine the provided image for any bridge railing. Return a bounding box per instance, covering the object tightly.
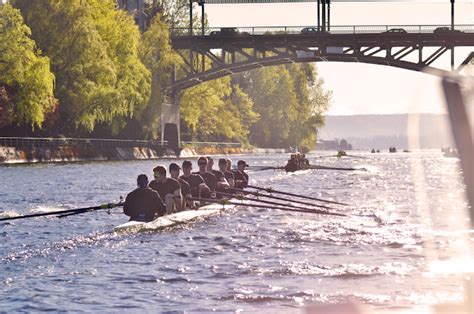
[171,24,474,36]
[0,137,167,149]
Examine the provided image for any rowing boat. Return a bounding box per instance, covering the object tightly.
[113,199,238,233]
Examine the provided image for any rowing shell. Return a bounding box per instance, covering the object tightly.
[114,199,238,233]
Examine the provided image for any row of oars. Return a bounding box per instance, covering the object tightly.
[0,184,354,222]
[249,165,367,172]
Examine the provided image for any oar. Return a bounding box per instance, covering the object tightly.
[247,166,283,172]
[188,197,347,217]
[216,191,339,212]
[0,202,123,222]
[246,185,349,206]
[309,165,368,171]
[345,154,369,159]
[232,188,337,210]
[315,154,368,160]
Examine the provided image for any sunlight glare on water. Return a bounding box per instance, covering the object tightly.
[0,148,471,312]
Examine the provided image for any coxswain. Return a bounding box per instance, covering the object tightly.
[123,174,166,222]
[206,157,230,193]
[180,160,211,199]
[195,156,217,197]
[149,166,182,214]
[233,160,249,189]
[169,163,192,210]
[219,158,234,188]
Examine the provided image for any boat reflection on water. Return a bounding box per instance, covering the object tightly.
[306,75,473,313]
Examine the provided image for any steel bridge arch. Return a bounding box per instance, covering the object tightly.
[169,32,474,93]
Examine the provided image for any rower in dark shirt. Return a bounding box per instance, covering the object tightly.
[149,166,181,214]
[169,162,192,210]
[123,174,166,222]
[234,160,249,189]
[219,158,234,188]
[207,157,230,193]
[180,160,211,200]
[195,156,217,197]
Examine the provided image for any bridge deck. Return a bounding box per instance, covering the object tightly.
[172,32,474,49]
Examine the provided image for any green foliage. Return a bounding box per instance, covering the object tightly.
[137,14,181,138]
[3,0,330,147]
[179,76,259,142]
[12,0,150,134]
[236,63,330,151]
[89,0,151,135]
[0,4,55,129]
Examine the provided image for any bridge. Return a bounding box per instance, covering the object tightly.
[169,24,474,91]
[150,0,474,147]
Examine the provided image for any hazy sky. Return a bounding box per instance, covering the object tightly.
[205,1,474,115]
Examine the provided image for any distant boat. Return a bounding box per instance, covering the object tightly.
[442,147,459,158]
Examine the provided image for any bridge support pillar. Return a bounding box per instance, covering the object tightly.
[161,93,181,152]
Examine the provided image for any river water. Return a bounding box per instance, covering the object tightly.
[0,151,472,312]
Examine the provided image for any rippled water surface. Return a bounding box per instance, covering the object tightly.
[0,151,471,312]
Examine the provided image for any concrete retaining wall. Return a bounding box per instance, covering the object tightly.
[0,145,287,164]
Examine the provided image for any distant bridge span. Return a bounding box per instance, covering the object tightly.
[169,29,474,92]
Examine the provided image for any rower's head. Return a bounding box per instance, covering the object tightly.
[182,160,193,175]
[153,166,167,182]
[218,158,227,171]
[197,156,208,172]
[137,174,149,188]
[226,158,232,171]
[169,163,181,179]
[206,156,214,171]
[237,160,248,172]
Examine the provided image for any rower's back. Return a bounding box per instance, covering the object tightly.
[124,174,166,222]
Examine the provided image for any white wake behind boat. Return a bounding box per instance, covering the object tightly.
[114,199,239,233]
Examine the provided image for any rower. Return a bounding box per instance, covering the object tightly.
[195,156,217,197]
[123,174,166,222]
[301,153,309,168]
[285,154,298,172]
[149,166,182,214]
[225,158,232,172]
[219,158,234,188]
[180,160,211,199]
[207,157,230,193]
[169,162,192,210]
[233,160,249,189]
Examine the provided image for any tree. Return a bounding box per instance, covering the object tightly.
[0,4,55,129]
[12,0,150,134]
[179,78,258,142]
[88,0,151,135]
[235,63,330,151]
[137,13,182,138]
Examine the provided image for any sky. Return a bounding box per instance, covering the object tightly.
[205,1,474,115]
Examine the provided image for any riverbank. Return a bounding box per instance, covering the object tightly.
[0,142,288,164]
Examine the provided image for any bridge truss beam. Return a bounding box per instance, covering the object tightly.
[169,33,474,92]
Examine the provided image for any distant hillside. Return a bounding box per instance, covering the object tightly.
[318,114,454,149]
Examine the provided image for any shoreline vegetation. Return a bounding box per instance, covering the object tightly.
[0,1,330,153]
